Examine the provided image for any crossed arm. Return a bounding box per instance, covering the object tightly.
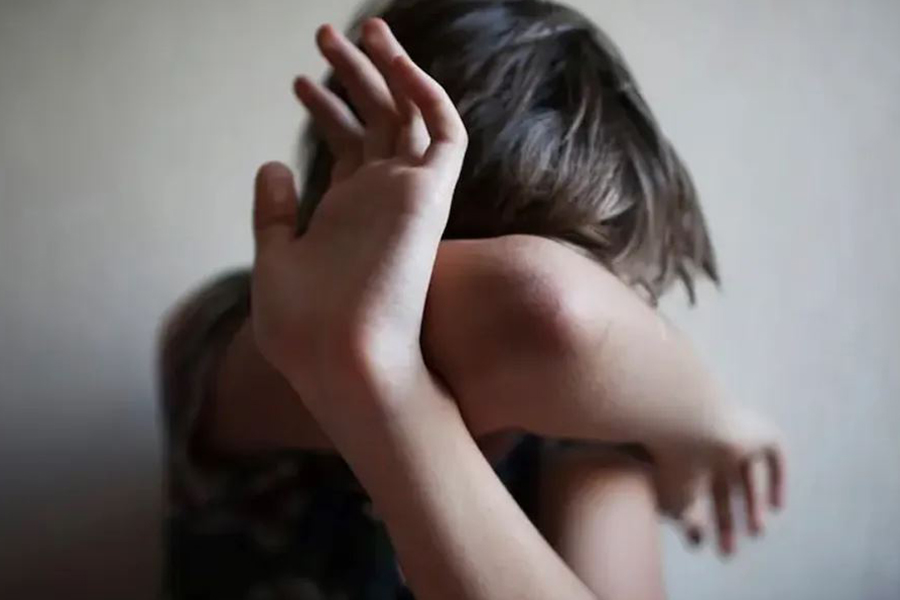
[162,17,780,600]
[208,234,724,456]
[206,23,783,545]
[164,234,668,600]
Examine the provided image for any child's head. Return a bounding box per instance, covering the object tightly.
[299,0,718,302]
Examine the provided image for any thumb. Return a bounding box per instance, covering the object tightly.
[253,161,298,253]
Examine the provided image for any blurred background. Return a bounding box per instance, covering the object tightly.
[1,0,898,598]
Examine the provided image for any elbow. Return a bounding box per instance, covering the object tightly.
[479,236,595,361]
[424,235,614,393]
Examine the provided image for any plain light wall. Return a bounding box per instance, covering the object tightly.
[1,0,898,598]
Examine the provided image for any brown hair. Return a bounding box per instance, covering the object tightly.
[298,0,718,303]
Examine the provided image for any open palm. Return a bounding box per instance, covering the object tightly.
[250,20,467,423]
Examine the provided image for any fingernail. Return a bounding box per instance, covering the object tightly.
[316,24,335,47]
[721,532,735,556]
[293,78,312,104]
[688,528,702,546]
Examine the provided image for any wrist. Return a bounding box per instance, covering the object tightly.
[290,353,460,448]
[338,384,470,474]
[329,385,468,492]
[645,393,737,461]
[279,317,426,396]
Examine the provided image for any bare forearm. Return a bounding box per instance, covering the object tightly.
[209,236,728,456]
[335,382,597,600]
[478,286,728,447]
[208,314,502,457]
[424,235,730,452]
[208,241,521,455]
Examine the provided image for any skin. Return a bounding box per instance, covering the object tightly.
[250,19,602,597]
[538,447,666,600]
[305,22,787,551]
[165,19,788,597]
[213,232,785,548]
[177,18,788,557]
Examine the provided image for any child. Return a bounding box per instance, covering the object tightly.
[161,1,785,598]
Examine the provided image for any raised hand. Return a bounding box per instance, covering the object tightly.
[250,19,467,437]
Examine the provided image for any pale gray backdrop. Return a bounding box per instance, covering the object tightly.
[1,0,898,598]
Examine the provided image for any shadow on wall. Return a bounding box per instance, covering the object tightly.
[0,397,162,600]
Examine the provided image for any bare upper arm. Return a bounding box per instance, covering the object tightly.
[422,234,636,436]
[537,446,666,600]
[423,235,580,433]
